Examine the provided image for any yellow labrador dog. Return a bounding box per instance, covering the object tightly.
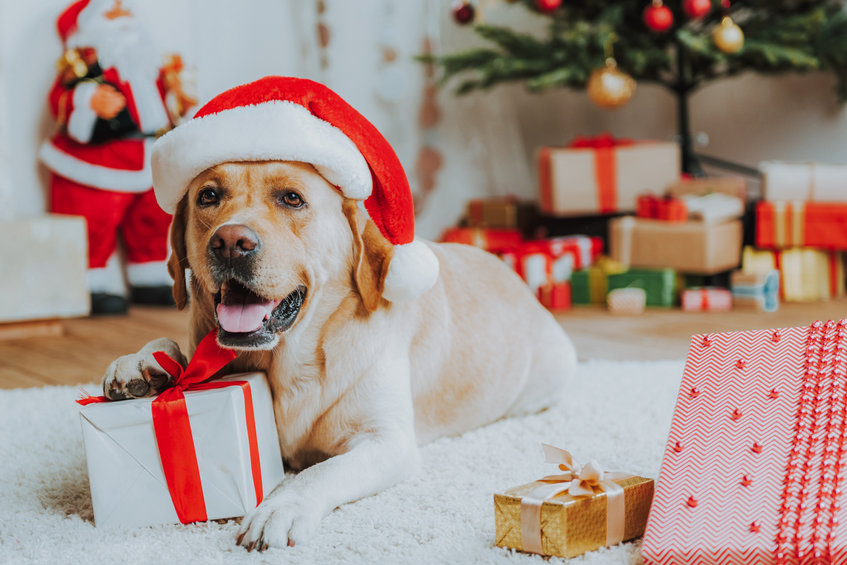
[102,160,576,549]
[101,75,576,550]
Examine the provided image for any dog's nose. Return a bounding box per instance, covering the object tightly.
[210,224,260,261]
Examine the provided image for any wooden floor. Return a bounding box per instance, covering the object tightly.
[1,300,846,389]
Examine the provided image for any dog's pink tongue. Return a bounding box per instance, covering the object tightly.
[216,301,274,333]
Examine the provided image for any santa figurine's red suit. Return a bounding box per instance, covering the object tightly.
[40,0,195,314]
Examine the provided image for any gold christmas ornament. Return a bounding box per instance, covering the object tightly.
[587,59,636,110]
[57,48,89,81]
[713,16,744,54]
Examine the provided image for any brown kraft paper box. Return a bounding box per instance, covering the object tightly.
[609,217,743,275]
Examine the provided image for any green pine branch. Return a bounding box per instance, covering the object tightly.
[428,0,847,102]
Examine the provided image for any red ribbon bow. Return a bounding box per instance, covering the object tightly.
[78,330,264,524]
[568,132,634,149]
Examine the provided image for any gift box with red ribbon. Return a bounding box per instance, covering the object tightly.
[757,201,847,250]
[494,444,654,558]
[538,134,680,217]
[508,236,602,312]
[643,320,847,564]
[680,287,733,312]
[77,331,284,528]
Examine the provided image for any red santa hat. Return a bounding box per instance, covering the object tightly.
[151,76,439,303]
[57,0,91,43]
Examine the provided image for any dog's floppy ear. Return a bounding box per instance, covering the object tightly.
[167,195,189,310]
[343,200,393,312]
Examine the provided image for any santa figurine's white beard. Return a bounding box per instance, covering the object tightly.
[71,14,161,83]
[68,14,171,133]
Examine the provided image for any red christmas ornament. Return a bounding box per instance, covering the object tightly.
[683,0,711,19]
[452,1,475,25]
[535,0,563,13]
[643,0,673,32]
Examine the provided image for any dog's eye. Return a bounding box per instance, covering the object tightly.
[197,187,220,207]
[278,191,305,209]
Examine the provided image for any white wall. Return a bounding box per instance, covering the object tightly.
[512,72,847,172]
[3,0,847,219]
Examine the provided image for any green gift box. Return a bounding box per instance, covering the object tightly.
[571,258,628,305]
[606,268,676,307]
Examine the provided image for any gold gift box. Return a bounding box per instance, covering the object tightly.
[494,476,654,558]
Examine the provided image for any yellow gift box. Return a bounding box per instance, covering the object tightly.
[742,246,844,303]
[493,445,654,558]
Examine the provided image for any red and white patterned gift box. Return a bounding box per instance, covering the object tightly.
[642,320,847,564]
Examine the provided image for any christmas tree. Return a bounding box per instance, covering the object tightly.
[429,0,847,173]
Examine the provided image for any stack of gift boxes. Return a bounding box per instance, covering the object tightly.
[442,135,847,314]
[749,162,847,303]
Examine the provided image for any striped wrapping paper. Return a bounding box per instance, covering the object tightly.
[642,320,847,564]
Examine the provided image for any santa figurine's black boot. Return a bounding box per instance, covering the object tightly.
[90,293,129,316]
[130,285,176,307]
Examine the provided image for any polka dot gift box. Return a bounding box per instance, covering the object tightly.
[642,320,847,564]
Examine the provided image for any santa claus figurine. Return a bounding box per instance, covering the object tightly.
[39,0,195,315]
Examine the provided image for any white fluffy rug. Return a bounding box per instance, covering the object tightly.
[0,359,685,565]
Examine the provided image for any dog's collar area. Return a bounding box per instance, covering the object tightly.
[214,283,307,349]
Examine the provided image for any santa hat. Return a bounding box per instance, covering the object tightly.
[151,76,439,303]
[57,0,90,43]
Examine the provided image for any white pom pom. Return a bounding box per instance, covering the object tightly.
[382,240,439,302]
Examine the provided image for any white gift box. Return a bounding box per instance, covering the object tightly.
[760,161,847,202]
[79,372,284,528]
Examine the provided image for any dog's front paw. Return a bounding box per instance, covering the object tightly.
[236,486,323,551]
[102,338,184,400]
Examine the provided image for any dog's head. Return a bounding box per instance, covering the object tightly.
[168,160,393,350]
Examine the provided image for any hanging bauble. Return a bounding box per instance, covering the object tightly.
[683,0,711,19]
[643,0,673,33]
[452,1,475,25]
[587,59,636,110]
[713,16,744,53]
[535,0,563,14]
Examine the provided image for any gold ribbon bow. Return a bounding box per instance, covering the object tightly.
[519,444,632,555]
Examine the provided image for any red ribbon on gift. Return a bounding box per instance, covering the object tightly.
[569,134,634,214]
[77,330,264,524]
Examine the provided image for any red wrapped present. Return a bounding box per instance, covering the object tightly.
[518,244,567,291]
[680,287,733,312]
[637,194,688,222]
[538,282,571,311]
[643,320,847,564]
[522,235,602,271]
[757,201,847,250]
[637,194,660,219]
[440,227,523,254]
[656,197,687,222]
[538,134,680,216]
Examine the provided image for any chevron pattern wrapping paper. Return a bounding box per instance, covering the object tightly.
[642,320,847,565]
